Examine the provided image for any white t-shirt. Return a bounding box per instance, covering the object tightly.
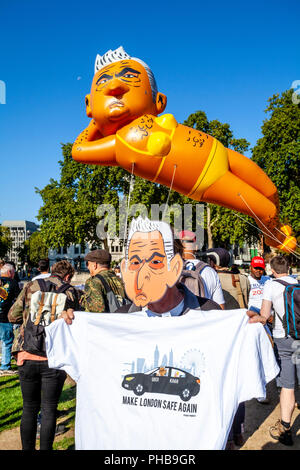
[31,273,51,281]
[46,309,279,450]
[184,259,225,305]
[248,275,270,311]
[262,276,299,339]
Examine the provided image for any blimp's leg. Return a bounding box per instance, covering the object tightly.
[226,149,297,252]
[202,171,277,222]
[227,149,279,206]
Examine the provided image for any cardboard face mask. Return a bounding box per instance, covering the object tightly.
[72,47,297,254]
[120,221,183,308]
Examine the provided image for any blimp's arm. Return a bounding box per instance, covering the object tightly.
[72,121,117,166]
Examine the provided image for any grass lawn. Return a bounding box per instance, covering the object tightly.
[0,364,76,450]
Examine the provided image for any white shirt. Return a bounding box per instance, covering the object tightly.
[31,273,51,281]
[142,299,185,317]
[46,309,278,450]
[248,275,270,311]
[262,276,298,338]
[184,259,225,305]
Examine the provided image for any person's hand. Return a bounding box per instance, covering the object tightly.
[247,310,266,325]
[60,309,75,325]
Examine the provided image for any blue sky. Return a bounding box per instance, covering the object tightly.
[1,0,299,224]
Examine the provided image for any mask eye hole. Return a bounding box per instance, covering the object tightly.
[149,258,165,270]
[129,258,143,271]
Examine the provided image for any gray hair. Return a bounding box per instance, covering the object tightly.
[0,263,15,277]
[94,46,158,103]
[125,216,174,269]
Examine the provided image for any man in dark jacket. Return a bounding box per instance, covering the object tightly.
[0,263,20,374]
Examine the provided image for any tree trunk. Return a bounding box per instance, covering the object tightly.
[207,204,214,249]
[259,234,264,256]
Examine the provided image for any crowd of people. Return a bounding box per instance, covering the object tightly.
[0,224,299,450]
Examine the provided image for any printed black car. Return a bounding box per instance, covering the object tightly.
[122,366,200,401]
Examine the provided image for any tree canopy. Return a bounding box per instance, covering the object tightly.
[36,144,128,249]
[251,89,300,236]
[0,226,12,259]
[16,231,49,266]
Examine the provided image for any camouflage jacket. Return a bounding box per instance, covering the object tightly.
[81,269,126,313]
[8,275,81,354]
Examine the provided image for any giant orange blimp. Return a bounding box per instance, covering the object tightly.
[72,46,296,253]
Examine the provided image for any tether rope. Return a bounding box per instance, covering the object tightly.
[162,164,177,220]
[123,162,135,240]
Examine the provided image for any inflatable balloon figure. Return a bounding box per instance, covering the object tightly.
[72,47,297,253]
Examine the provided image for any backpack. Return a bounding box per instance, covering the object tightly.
[23,278,71,356]
[95,274,129,313]
[179,261,207,298]
[273,279,300,339]
[217,272,250,309]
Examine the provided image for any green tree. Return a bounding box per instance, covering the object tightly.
[0,226,12,259]
[36,144,129,249]
[15,244,28,266]
[251,89,300,237]
[27,231,49,265]
[15,232,48,266]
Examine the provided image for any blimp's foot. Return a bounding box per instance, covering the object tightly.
[263,224,298,253]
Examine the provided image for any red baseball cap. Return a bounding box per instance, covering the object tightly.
[251,256,265,269]
[177,230,196,242]
[178,230,196,241]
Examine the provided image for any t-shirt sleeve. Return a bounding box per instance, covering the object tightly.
[262,279,274,301]
[212,272,225,305]
[236,322,279,403]
[201,267,225,305]
[45,314,86,382]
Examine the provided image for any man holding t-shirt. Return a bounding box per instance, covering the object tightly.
[51,217,279,450]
